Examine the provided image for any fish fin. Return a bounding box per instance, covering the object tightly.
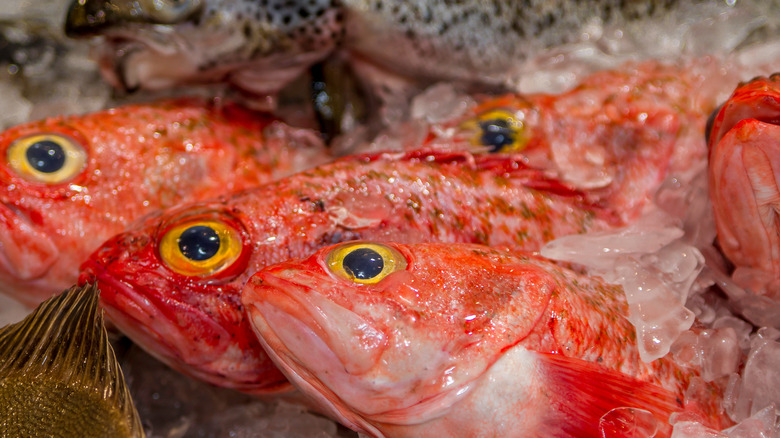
[0,283,145,437]
[537,352,682,438]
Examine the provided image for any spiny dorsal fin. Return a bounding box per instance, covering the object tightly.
[0,283,145,437]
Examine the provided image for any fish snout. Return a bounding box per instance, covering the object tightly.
[245,271,388,377]
[0,201,58,283]
[709,74,780,149]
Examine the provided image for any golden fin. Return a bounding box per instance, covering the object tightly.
[0,283,145,437]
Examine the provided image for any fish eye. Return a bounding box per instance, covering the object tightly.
[464,109,528,153]
[6,133,87,184]
[141,0,202,23]
[325,242,407,285]
[158,219,243,276]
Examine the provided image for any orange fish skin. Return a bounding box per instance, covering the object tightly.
[80,150,621,393]
[0,97,329,307]
[398,60,723,223]
[242,241,728,437]
[707,74,780,281]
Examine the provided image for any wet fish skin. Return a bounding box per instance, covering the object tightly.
[80,149,620,393]
[64,0,775,95]
[0,283,144,438]
[707,74,780,283]
[0,97,329,307]
[392,59,720,223]
[242,241,727,437]
[65,0,344,93]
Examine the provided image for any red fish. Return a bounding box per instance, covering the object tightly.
[0,98,329,307]
[242,241,728,437]
[707,74,780,290]
[381,60,724,222]
[80,150,622,393]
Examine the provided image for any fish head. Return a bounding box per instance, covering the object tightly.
[79,200,291,393]
[707,74,780,275]
[64,0,343,94]
[0,115,101,304]
[0,98,277,307]
[242,241,553,433]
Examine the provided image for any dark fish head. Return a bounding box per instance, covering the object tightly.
[242,241,553,434]
[65,0,343,93]
[79,200,292,393]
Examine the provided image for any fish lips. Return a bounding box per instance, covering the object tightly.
[244,271,478,432]
[708,74,780,150]
[243,272,384,435]
[90,28,202,92]
[0,201,58,285]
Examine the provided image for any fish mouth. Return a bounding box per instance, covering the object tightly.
[708,74,780,148]
[709,118,780,275]
[90,29,203,92]
[0,201,59,302]
[244,271,477,432]
[80,260,252,389]
[243,273,385,435]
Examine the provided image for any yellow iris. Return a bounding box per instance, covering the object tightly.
[158,219,243,276]
[326,242,407,285]
[462,109,528,153]
[6,133,87,184]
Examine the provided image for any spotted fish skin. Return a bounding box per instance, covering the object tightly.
[65,0,776,96]
[79,150,623,393]
[242,242,728,437]
[0,97,329,307]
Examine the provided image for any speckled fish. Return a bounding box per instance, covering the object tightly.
[0,282,144,437]
[79,150,623,393]
[0,97,329,307]
[62,0,777,96]
[242,241,728,437]
[707,74,780,289]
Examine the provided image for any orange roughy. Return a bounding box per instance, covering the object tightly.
[242,241,728,437]
[707,74,780,293]
[80,150,622,393]
[0,97,329,307]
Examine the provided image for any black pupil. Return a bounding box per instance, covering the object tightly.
[178,225,220,261]
[342,248,384,280]
[25,140,66,173]
[478,119,515,152]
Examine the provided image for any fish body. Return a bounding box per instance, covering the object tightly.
[707,74,780,284]
[80,150,622,393]
[242,241,727,437]
[0,97,329,306]
[394,60,718,222]
[63,0,776,96]
[0,283,144,437]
